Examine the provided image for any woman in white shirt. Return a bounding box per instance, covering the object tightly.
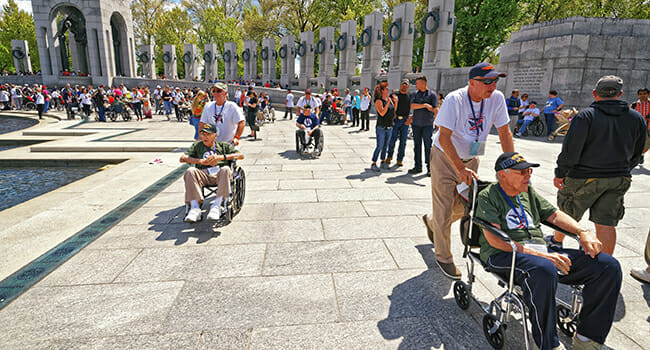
[359,87,372,131]
[34,87,45,119]
[80,87,93,120]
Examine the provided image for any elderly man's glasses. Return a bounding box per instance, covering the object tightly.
[507,168,533,175]
[474,77,499,85]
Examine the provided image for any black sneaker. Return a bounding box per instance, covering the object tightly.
[408,167,422,175]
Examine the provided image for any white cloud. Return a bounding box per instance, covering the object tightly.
[0,0,33,14]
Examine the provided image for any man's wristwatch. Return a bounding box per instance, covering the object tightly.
[576,228,590,236]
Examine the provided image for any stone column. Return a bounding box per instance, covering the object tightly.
[360,12,384,90]
[162,44,177,80]
[298,31,315,90]
[316,26,335,89]
[11,40,32,73]
[337,20,357,91]
[204,43,218,82]
[243,40,258,82]
[183,44,198,81]
[223,42,238,82]
[421,0,455,90]
[139,44,155,78]
[280,35,296,88]
[388,2,415,89]
[261,38,276,83]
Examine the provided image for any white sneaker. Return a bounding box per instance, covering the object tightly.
[184,208,202,223]
[207,206,221,220]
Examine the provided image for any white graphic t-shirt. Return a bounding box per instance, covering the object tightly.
[200,100,245,143]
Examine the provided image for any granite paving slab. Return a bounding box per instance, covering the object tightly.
[271,201,367,220]
[49,332,201,350]
[322,216,424,240]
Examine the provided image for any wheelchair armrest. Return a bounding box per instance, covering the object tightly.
[542,220,580,242]
[473,217,512,243]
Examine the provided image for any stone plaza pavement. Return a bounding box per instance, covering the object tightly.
[0,113,648,349]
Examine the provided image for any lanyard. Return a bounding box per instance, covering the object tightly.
[213,103,225,123]
[498,184,531,238]
[467,92,484,141]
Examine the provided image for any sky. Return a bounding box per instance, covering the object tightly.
[0,0,32,13]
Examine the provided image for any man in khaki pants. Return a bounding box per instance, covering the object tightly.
[180,124,244,223]
[423,63,514,279]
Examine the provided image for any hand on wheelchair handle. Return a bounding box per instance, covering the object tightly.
[459,167,478,185]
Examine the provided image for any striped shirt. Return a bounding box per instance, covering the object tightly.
[634,100,650,129]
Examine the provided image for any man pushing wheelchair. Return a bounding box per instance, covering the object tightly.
[180,124,244,223]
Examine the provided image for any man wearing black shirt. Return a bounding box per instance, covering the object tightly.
[409,76,439,176]
[385,79,412,167]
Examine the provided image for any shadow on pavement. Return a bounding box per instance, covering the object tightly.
[385,173,427,187]
[146,206,221,245]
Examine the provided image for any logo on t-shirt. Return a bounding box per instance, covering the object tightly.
[303,118,313,127]
[202,150,216,160]
[468,113,485,134]
[505,208,534,230]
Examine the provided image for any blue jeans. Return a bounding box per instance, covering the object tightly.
[97,105,106,122]
[345,106,352,121]
[190,117,200,140]
[545,112,555,136]
[487,247,621,350]
[517,119,533,136]
[163,101,172,116]
[43,100,49,113]
[372,126,392,162]
[320,109,330,124]
[411,124,433,170]
[387,118,409,161]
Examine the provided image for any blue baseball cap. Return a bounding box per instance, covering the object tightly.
[469,63,507,80]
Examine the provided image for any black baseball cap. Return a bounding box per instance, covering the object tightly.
[303,104,312,109]
[495,152,540,172]
[200,124,217,133]
[469,62,507,80]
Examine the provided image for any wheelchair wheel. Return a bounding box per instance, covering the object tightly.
[224,200,233,224]
[122,109,131,121]
[109,112,118,122]
[513,124,521,135]
[453,281,471,310]
[483,314,506,350]
[556,304,578,337]
[295,132,301,154]
[233,166,246,212]
[529,120,543,137]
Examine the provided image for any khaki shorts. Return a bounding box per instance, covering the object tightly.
[557,176,631,227]
[645,129,650,150]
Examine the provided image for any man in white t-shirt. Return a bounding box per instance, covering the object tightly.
[423,62,515,280]
[199,82,245,146]
[284,89,295,120]
[296,89,321,116]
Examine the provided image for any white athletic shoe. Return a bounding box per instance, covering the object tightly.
[184,208,202,223]
[207,206,221,221]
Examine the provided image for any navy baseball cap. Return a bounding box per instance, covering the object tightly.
[200,124,217,133]
[495,152,540,172]
[469,63,507,80]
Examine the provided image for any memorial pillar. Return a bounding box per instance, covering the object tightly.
[223,42,238,82]
[242,40,258,82]
[316,26,335,89]
[337,20,357,91]
[280,35,296,88]
[182,44,198,81]
[11,40,32,73]
[421,0,455,90]
[138,44,155,78]
[162,44,177,80]
[388,2,415,89]
[298,31,314,90]
[261,38,276,83]
[360,12,384,90]
[204,43,218,82]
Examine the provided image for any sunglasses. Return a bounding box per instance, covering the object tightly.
[474,77,499,85]
[508,168,533,175]
[212,89,224,93]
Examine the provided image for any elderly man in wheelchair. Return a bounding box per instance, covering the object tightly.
[470,152,621,350]
[180,124,245,223]
[295,104,323,156]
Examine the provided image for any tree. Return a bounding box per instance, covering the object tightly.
[0,0,39,73]
[130,0,169,45]
[451,0,520,67]
[152,7,197,78]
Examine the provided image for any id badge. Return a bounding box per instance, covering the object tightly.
[469,141,486,156]
[207,166,221,175]
[522,239,547,254]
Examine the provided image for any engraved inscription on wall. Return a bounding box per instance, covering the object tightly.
[511,67,547,98]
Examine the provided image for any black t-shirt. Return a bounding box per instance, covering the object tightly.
[162,91,172,101]
[395,92,411,116]
[410,89,438,126]
[247,97,258,116]
[376,98,395,128]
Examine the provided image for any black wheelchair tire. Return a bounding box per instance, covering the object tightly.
[295,132,301,154]
[109,112,118,122]
[530,120,544,137]
[23,101,36,111]
[556,304,578,337]
[482,314,506,350]
[122,109,131,121]
[453,281,471,310]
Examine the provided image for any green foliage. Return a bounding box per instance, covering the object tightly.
[152,7,197,78]
[0,0,39,73]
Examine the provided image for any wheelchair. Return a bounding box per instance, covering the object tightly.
[513,118,544,137]
[295,128,323,157]
[453,179,582,349]
[328,109,345,125]
[184,160,246,224]
[547,108,578,141]
[106,101,132,122]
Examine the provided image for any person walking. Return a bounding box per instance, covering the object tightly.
[551,75,646,255]
[506,89,521,131]
[385,79,412,168]
[370,83,396,172]
[351,89,361,127]
[359,88,371,130]
[245,91,259,139]
[284,89,295,120]
[423,63,514,279]
[408,76,439,176]
[34,87,45,120]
